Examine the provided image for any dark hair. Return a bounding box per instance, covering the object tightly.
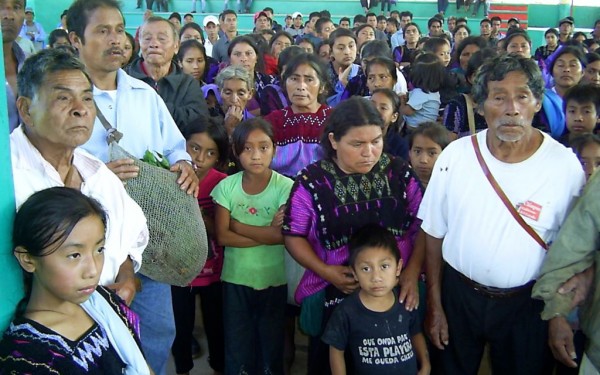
[320,10,331,19]
[339,17,350,25]
[490,16,502,23]
[13,187,107,316]
[328,27,357,47]
[387,17,399,28]
[563,83,600,115]
[278,46,307,74]
[67,0,123,43]
[18,48,92,99]
[184,13,193,19]
[549,45,587,75]
[263,7,274,13]
[282,52,327,101]
[356,24,376,38]
[456,17,468,25]
[180,22,205,44]
[361,40,392,60]
[371,88,400,130]
[48,29,69,48]
[465,48,498,82]
[587,52,600,66]
[545,27,559,38]
[480,18,491,26]
[452,24,471,37]
[124,32,136,65]
[423,37,450,54]
[348,224,400,269]
[366,57,397,84]
[455,36,487,61]
[309,11,321,21]
[377,15,386,22]
[410,53,446,93]
[504,29,531,50]
[296,37,316,52]
[573,31,587,41]
[353,14,366,25]
[221,9,237,20]
[399,11,413,19]
[366,12,377,20]
[228,35,264,73]
[391,10,401,17]
[270,30,293,51]
[177,39,209,80]
[315,17,333,34]
[428,17,442,28]
[320,97,383,158]
[181,114,229,170]
[402,22,421,40]
[472,54,545,108]
[231,118,275,158]
[571,133,600,158]
[408,121,449,150]
[169,12,182,22]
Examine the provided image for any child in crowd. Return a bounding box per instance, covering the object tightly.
[408,122,449,189]
[366,57,398,94]
[322,224,430,375]
[423,37,452,68]
[572,133,600,181]
[370,88,408,159]
[560,84,600,146]
[211,118,293,375]
[0,188,150,374]
[400,53,445,131]
[171,116,229,375]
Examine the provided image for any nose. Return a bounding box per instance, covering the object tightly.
[71,97,90,118]
[418,153,430,165]
[504,97,520,117]
[82,253,101,279]
[371,268,383,282]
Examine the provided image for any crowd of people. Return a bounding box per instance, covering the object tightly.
[1,0,600,374]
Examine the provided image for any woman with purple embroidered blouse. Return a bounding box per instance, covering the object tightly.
[265,53,333,178]
[282,96,424,373]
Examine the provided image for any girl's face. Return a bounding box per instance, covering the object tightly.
[238,129,275,175]
[318,44,331,64]
[186,132,220,179]
[583,60,600,86]
[370,92,398,132]
[366,64,396,93]
[122,39,133,67]
[329,125,383,174]
[181,47,206,81]
[298,41,314,54]
[230,42,258,74]
[404,25,420,45]
[220,78,253,112]
[580,142,600,181]
[271,36,292,58]
[545,33,558,47]
[180,28,203,43]
[23,215,105,309]
[552,53,583,89]
[357,27,375,49]
[506,35,531,58]
[409,134,442,184]
[434,42,451,67]
[459,44,480,71]
[454,27,469,46]
[286,63,322,110]
[331,36,357,68]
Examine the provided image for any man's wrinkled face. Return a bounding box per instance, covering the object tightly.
[0,0,25,43]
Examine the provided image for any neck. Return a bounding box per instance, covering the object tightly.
[359,289,396,312]
[554,84,570,98]
[143,60,171,81]
[25,127,75,178]
[405,41,416,49]
[332,60,348,73]
[88,67,118,91]
[291,102,320,114]
[208,35,218,43]
[3,41,13,57]
[486,128,543,163]
[226,31,237,40]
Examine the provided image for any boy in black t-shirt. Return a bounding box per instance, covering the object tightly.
[322,224,431,374]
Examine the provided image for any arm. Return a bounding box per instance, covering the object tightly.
[399,229,425,311]
[412,332,431,375]
[329,346,346,375]
[424,233,449,350]
[548,316,577,368]
[400,102,416,116]
[230,220,283,245]
[107,257,138,305]
[215,204,261,248]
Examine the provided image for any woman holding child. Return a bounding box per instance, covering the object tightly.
[282,97,426,374]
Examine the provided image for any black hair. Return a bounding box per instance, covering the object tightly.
[504,29,532,50]
[282,52,327,102]
[428,17,442,29]
[465,48,498,82]
[13,187,107,316]
[177,39,209,80]
[309,11,321,21]
[339,17,351,25]
[386,17,399,28]
[328,27,357,47]
[169,12,182,22]
[366,12,377,19]
[408,121,450,150]
[296,37,316,52]
[573,31,587,41]
[315,17,333,34]
[402,22,422,40]
[348,224,400,269]
[587,52,600,66]
[376,15,386,22]
[353,14,367,25]
[545,27,559,38]
[472,54,545,108]
[455,17,468,25]
[270,30,293,50]
[67,0,123,43]
[480,18,491,26]
[423,37,450,54]
[455,36,487,61]
[180,22,205,44]
[490,16,502,23]
[184,13,193,19]
[263,7,274,13]
[366,57,397,85]
[549,45,587,75]
[371,88,400,131]
[391,10,401,17]
[124,31,136,66]
[563,83,600,115]
[452,24,471,37]
[399,11,413,19]
[361,40,391,60]
[18,48,92,99]
[48,29,70,48]
[571,133,600,158]
[228,35,264,73]
[320,97,384,158]
[231,118,275,158]
[278,46,307,74]
[320,10,331,19]
[221,9,237,20]
[181,114,229,170]
[356,24,376,37]
[410,53,446,93]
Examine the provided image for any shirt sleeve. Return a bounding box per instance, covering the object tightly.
[282,182,315,237]
[407,89,427,111]
[210,176,233,212]
[321,305,350,351]
[155,95,192,165]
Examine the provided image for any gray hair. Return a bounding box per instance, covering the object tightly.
[471,54,544,109]
[17,48,92,99]
[215,65,254,91]
[141,16,179,42]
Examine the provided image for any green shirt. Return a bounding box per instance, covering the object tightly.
[211,171,293,289]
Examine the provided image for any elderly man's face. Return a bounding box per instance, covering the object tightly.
[481,71,541,143]
[140,20,179,67]
[70,6,126,75]
[21,70,96,148]
[0,0,25,43]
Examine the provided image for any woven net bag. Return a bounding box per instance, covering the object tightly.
[110,143,207,286]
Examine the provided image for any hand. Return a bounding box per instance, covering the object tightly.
[323,265,359,294]
[337,65,352,88]
[170,161,199,196]
[398,271,419,311]
[270,205,286,227]
[224,105,244,135]
[548,316,577,368]
[558,265,595,309]
[107,158,140,182]
[106,278,138,305]
[425,302,449,350]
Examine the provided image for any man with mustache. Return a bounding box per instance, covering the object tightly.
[66,1,198,374]
[2,0,26,133]
[418,54,586,374]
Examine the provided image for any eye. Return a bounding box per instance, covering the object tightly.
[191,145,200,152]
[207,150,218,157]
[67,253,81,259]
[361,266,371,272]
[97,247,106,254]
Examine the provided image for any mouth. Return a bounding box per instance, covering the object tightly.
[106,48,123,57]
[79,285,97,295]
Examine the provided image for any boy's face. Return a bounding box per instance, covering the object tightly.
[409,134,443,184]
[580,142,600,181]
[352,246,401,300]
[434,42,451,67]
[566,100,599,135]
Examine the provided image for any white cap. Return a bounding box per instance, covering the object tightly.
[292,12,303,19]
[203,15,219,27]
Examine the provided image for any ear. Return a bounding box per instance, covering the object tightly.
[391,111,399,123]
[16,96,33,126]
[69,31,82,50]
[476,103,484,117]
[351,267,358,281]
[534,98,542,113]
[395,259,403,277]
[328,132,338,151]
[14,246,36,273]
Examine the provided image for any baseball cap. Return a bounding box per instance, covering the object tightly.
[507,17,520,24]
[292,12,303,19]
[559,17,574,26]
[254,11,269,23]
[203,15,219,27]
[25,7,34,14]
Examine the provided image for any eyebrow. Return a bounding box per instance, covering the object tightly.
[62,237,105,249]
[52,85,93,93]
